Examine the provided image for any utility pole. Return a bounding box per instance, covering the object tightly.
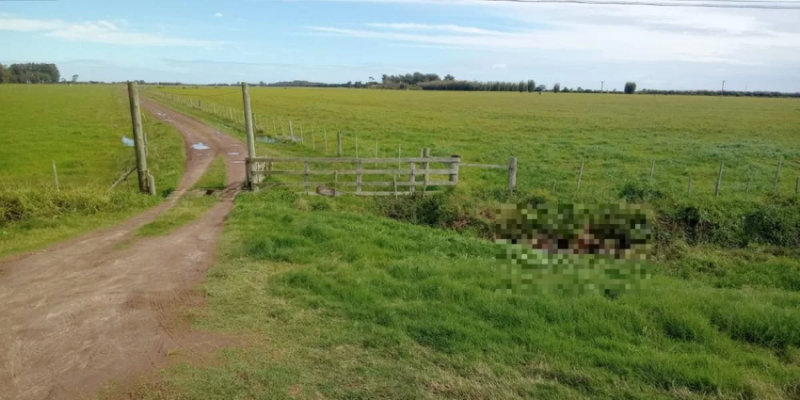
[127,81,150,194]
[241,82,257,186]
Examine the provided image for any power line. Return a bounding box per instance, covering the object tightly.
[483,0,800,9]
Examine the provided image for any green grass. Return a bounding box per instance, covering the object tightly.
[134,195,219,237]
[0,84,184,257]
[115,191,800,399]
[152,87,800,201]
[193,155,227,190]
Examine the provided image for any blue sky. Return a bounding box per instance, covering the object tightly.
[1,0,799,91]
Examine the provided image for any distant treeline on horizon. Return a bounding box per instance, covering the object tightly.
[2,64,798,98]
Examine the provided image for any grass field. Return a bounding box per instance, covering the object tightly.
[0,85,184,256]
[114,191,800,399]
[152,87,800,200]
[108,89,800,399]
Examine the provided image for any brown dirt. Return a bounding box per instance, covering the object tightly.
[0,98,247,400]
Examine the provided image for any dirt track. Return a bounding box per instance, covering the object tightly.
[0,98,246,400]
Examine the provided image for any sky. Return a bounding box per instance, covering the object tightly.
[1,0,799,91]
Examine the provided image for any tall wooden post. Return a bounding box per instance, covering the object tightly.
[127,81,149,194]
[242,82,257,186]
[508,156,518,193]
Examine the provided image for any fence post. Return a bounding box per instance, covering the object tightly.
[241,83,257,185]
[449,155,461,185]
[52,160,59,191]
[334,171,338,194]
[409,162,416,194]
[423,148,431,189]
[356,160,363,194]
[649,160,655,182]
[508,156,517,194]
[355,134,359,158]
[398,144,402,169]
[337,132,343,157]
[148,173,156,196]
[773,160,782,192]
[715,161,724,196]
[393,174,398,199]
[303,161,310,195]
[127,81,150,194]
[576,161,584,191]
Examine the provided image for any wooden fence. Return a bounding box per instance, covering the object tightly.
[246,152,518,196]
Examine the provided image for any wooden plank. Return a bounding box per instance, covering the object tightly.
[255,169,453,176]
[250,157,456,163]
[460,163,507,169]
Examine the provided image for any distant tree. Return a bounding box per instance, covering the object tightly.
[346,81,352,88]
[577,86,583,92]
[0,64,7,83]
[535,84,546,92]
[624,81,637,94]
[518,81,526,92]
[444,74,455,81]
[71,74,79,83]
[527,80,535,92]
[259,80,266,87]
[552,83,561,93]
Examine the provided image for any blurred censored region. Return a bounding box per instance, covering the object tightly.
[495,203,652,296]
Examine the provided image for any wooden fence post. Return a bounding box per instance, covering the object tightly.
[423,148,431,189]
[393,174,398,199]
[303,161,310,195]
[715,161,724,196]
[649,160,655,182]
[241,83,257,181]
[356,160,363,194]
[398,144,402,169]
[508,157,517,194]
[337,132,343,157]
[52,160,59,191]
[576,161,584,191]
[409,162,416,194]
[450,155,461,184]
[127,81,150,194]
[773,160,782,192]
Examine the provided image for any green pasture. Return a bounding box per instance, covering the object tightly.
[152,87,800,200]
[0,84,184,256]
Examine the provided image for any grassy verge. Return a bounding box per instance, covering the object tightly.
[193,155,227,190]
[117,191,800,400]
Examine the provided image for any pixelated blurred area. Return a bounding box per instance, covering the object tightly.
[495,203,651,259]
[495,203,653,296]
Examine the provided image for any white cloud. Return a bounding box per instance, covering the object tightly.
[0,16,223,48]
[492,63,508,70]
[366,23,504,35]
[214,12,224,18]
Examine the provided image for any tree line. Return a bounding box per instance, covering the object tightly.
[0,63,61,84]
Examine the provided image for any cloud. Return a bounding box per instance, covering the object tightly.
[214,12,224,18]
[492,63,508,70]
[366,23,504,35]
[0,15,223,48]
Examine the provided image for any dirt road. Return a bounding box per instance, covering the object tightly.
[0,98,246,400]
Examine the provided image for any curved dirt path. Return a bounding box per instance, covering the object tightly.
[0,98,247,400]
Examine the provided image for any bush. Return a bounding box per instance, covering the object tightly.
[373,189,493,238]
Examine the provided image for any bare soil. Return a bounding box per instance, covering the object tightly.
[0,98,246,400]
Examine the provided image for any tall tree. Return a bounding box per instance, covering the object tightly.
[444,74,455,81]
[71,74,79,83]
[624,81,637,94]
[552,83,561,93]
[527,80,535,92]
